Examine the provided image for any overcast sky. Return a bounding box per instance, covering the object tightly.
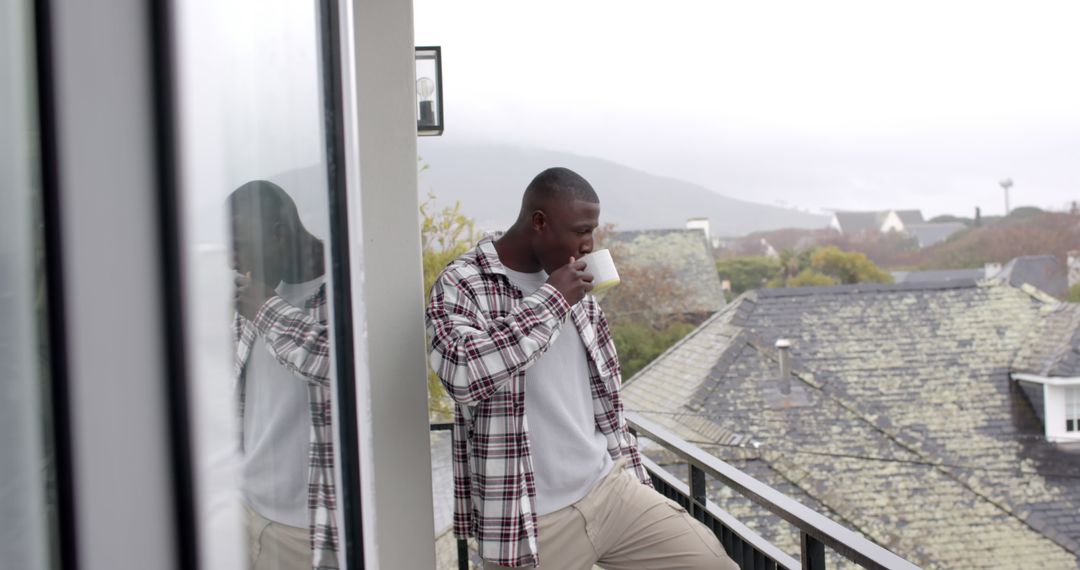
[414,0,1080,218]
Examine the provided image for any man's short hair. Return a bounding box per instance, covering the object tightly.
[228,180,302,231]
[524,167,599,205]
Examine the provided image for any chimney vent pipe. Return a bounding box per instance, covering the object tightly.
[776,339,792,394]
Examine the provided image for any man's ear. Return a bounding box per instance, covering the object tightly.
[273,220,294,256]
[531,210,547,233]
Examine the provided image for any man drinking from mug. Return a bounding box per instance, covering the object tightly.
[425,167,738,570]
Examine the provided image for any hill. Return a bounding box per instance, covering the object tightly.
[909,209,1080,269]
[416,141,828,235]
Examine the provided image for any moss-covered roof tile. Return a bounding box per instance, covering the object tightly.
[625,280,1080,568]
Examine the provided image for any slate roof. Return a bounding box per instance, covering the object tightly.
[999,255,1069,299]
[832,211,886,234]
[600,228,725,317]
[892,268,984,284]
[893,210,925,226]
[1013,301,1080,377]
[624,280,1080,569]
[906,222,967,248]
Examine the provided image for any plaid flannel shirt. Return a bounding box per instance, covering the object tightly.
[233,283,339,570]
[426,236,652,568]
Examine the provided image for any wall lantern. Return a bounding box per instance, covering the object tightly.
[415,46,444,136]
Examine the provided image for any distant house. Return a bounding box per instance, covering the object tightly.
[1013,301,1080,442]
[995,255,1069,299]
[879,209,925,233]
[599,228,725,323]
[893,255,1068,298]
[829,209,965,248]
[624,280,1080,568]
[829,209,924,234]
[829,210,888,234]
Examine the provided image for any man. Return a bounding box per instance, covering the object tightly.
[230,180,338,570]
[426,168,737,569]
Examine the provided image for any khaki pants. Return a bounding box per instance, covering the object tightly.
[245,504,312,570]
[485,462,739,570]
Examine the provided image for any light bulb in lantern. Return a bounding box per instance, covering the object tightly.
[417,77,435,100]
[416,76,436,127]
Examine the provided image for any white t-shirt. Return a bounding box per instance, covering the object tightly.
[502,267,613,515]
[241,276,324,528]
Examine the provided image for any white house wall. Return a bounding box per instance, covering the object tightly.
[349,0,437,566]
[880,210,904,233]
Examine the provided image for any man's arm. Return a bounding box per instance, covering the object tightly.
[250,296,331,387]
[426,270,570,407]
[593,301,653,487]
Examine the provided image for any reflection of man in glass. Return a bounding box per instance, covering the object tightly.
[229,180,338,570]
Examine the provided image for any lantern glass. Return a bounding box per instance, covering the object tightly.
[415,46,443,135]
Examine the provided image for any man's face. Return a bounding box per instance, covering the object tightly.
[230,213,285,286]
[533,199,600,273]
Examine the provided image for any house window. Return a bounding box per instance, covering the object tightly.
[1066,387,1080,432]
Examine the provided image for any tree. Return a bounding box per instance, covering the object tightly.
[612,320,696,379]
[715,256,781,298]
[594,225,698,379]
[766,245,893,288]
[909,210,1080,270]
[595,224,690,328]
[786,269,838,287]
[420,192,480,421]
[1069,283,1080,303]
[808,246,893,284]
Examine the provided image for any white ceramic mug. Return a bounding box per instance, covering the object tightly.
[579,249,620,293]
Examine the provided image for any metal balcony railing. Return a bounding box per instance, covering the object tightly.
[431,412,921,569]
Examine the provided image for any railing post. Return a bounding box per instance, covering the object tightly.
[457,538,468,570]
[801,532,826,570]
[690,463,707,521]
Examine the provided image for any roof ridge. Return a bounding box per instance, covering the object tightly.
[753,279,981,298]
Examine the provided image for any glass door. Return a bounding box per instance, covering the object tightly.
[0,0,61,567]
[172,1,363,568]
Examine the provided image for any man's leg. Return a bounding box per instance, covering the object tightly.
[483,504,600,570]
[581,466,738,570]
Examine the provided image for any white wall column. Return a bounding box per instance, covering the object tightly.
[347,0,436,566]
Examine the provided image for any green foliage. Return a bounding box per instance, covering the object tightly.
[786,269,838,287]
[612,321,696,380]
[420,191,480,421]
[915,211,1079,270]
[763,245,893,288]
[715,256,781,297]
[421,192,477,297]
[1005,206,1045,223]
[1069,283,1080,303]
[808,246,894,284]
[927,214,974,226]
